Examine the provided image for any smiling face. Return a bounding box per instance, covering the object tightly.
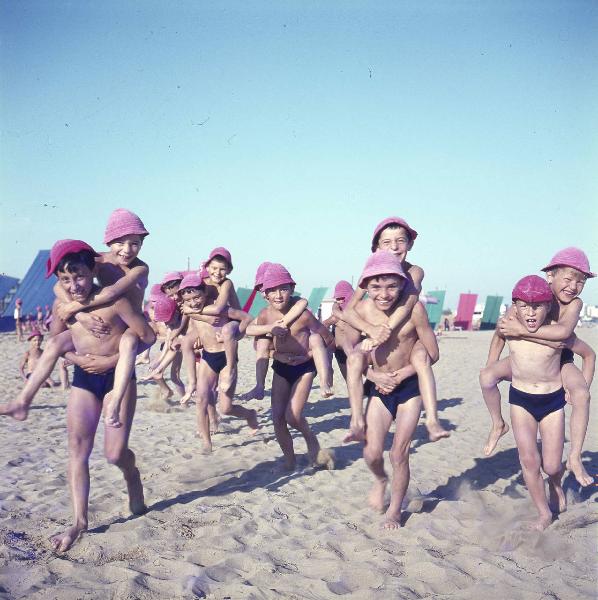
[29,336,42,350]
[180,287,206,311]
[547,267,587,304]
[57,263,95,303]
[365,275,404,312]
[162,280,181,298]
[265,284,294,312]
[207,257,231,285]
[513,300,551,332]
[376,226,413,263]
[108,234,143,266]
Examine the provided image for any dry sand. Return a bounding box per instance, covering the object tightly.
[1,329,597,599]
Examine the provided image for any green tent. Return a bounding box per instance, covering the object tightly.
[424,290,445,329]
[480,295,503,330]
[306,287,328,315]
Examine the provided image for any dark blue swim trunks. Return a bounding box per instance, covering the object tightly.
[202,349,227,374]
[334,347,347,365]
[508,385,566,422]
[560,348,574,366]
[272,358,316,386]
[364,373,421,419]
[72,365,136,400]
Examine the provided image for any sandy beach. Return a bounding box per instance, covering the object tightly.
[1,329,597,599]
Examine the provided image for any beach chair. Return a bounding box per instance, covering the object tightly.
[453,293,478,331]
[480,295,503,331]
[424,290,445,330]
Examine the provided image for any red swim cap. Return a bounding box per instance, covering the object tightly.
[512,275,553,303]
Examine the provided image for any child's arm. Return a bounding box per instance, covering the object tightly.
[246,310,287,337]
[19,352,29,380]
[115,299,156,345]
[198,280,235,316]
[56,264,149,321]
[280,297,308,327]
[499,298,582,342]
[570,336,596,386]
[339,289,390,344]
[307,313,335,348]
[226,307,252,335]
[322,314,337,328]
[168,314,189,343]
[63,351,119,374]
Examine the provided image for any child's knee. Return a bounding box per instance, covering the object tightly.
[363,444,383,464]
[542,458,562,478]
[518,450,540,473]
[68,437,93,460]
[410,345,430,368]
[347,350,365,369]
[568,386,590,407]
[389,444,409,469]
[309,333,324,349]
[222,322,239,341]
[285,411,301,429]
[479,367,498,389]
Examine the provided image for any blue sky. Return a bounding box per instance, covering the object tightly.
[1,1,597,309]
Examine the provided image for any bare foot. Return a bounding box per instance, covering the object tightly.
[240,386,265,401]
[548,479,567,514]
[135,356,150,365]
[426,420,450,442]
[200,440,213,454]
[314,448,336,470]
[368,478,388,513]
[483,421,509,456]
[321,386,334,399]
[382,509,402,529]
[566,456,594,487]
[527,513,553,531]
[172,381,186,398]
[126,468,147,515]
[51,524,86,552]
[0,400,29,421]
[180,391,194,406]
[246,409,260,434]
[103,392,122,428]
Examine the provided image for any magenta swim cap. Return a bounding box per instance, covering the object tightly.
[46,239,99,278]
[541,247,595,278]
[358,251,407,289]
[206,247,233,271]
[512,275,553,303]
[371,217,418,252]
[254,261,272,290]
[333,280,354,309]
[262,263,295,292]
[179,272,204,291]
[153,295,177,323]
[103,208,149,245]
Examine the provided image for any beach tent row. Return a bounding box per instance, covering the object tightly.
[0,251,56,332]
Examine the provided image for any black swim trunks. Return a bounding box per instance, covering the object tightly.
[202,349,227,374]
[272,358,316,386]
[72,365,136,400]
[334,347,347,365]
[560,348,574,366]
[364,374,421,419]
[508,385,566,422]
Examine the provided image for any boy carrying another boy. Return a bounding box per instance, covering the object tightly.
[177,273,259,453]
[494,276,585,530]
[481,248,595,487]
[3,240,155,551]
[345,251,439,529]
[246,264,335,471]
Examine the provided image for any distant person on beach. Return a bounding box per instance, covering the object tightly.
[246,263,335,472]
[241,261,333,401]
[344,251,438,529]
[20,329,56,388]
[480,248,596,487]
[177,273,258,453]
[335,216,449,442]
[36,305,44,330]
[2,240,154,552]
[488,276,588,530]
[14,298,23,341]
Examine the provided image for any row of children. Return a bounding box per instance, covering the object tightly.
[1,208,595,548]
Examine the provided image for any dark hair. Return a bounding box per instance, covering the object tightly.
[161,279,182,291]
[55,251,96,275]
[208,255,231,270]
[180,284,206,295]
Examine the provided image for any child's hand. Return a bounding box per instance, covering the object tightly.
[360,338,377,352]
[56,301,81,321]
[78,354,115,374]
[369,370,397,394]
[498,317,525,338]
[368,324,391,346]
[271,320,288,337]
[344,415,366,443]
[75,313,111,338]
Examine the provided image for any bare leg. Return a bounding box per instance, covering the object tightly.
[59,358,70,391]
[479,357,512,455]
[135,348,151,365]
[384,395,422,529]
[539,410,567,515]
[410,341,449,442]
[218,321,239,394]
[240,337,270,400]
[104,329,139,427]
[104,381,146,515]
[345,348,368,441]
[561,364,593,487]
[180,336,198,405]
[1,330,74,421]
[217,362,259,433]
[196,362,216,452]
[170,351,185,397]
[510,405,553,531]
[363,397,394,512]
[271,374,296,469]
[51,386,102,552]
[309,333,334,398]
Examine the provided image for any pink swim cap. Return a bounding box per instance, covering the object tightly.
[153,295,177,323]
[254,261,272,290]
[371,217,418,252]
[512,275,554,303]
[179,272,204,292]
[358,251,407,289]
[333,280,354,309]
[28,328,43,341]
[16,298,22,305]
[262,263,296,292]
[45,239,99,278]
[148,284,166,303]
[103,208,149,245]
[160,271,183,288]
[541,247,595,278]
[206,247,233,271]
